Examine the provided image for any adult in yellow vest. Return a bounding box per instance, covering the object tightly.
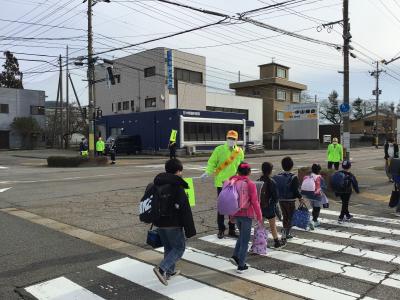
[96,137,105,156]
[327,137,343,170]
[201,130,244,239]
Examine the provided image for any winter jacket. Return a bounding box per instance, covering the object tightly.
[206,143,244,188]
[152,173,196,238]
[273,172,302,202]
[384,142,399,159]
[327,143,343,162]
[96,140,105,152]
[257,175,278,209]
[335,170,359,195]
[231,175,263,223]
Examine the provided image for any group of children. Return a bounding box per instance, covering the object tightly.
[225,156,359,273]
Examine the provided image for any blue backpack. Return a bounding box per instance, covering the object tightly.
[331,171,350,193]
[273,173,295,200]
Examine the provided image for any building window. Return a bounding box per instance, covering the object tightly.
[112,103,115,112]
[206,106,249,120]
[131,100,135,111]
[364,120,374,126]
[145,97,156,108]
[276,110,285,121]
[277,67,287,78]
[277,89,287,101]
[144,66,156,77]
[0,104,9,113]
[30,105,45,115]
[292,92,300,103]
[184,122,243,141]
[175,68,203,84]
[123,101,129,110]
[117,102,122,111]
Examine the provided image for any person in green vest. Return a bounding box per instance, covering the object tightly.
[201,130,244,239]
[96,137,105,156]
[327,137,343,170]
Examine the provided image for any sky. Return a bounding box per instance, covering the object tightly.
[1,0,400,106]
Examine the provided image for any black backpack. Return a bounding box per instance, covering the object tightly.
[139,183,176,224]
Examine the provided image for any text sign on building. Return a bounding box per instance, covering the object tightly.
[284,103,319,121]
[167,49,174,89]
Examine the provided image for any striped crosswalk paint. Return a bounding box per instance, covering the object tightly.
[98,257,246,300]
[25,277,105,300]
[199,234,400,288]
[157,247,363,300]
[320,209,400,226]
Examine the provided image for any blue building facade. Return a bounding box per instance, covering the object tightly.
[96,109,254,151]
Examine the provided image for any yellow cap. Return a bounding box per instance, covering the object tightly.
[226,130,238,140]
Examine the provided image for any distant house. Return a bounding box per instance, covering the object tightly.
[0,87,46,149]
[351,111,397,136]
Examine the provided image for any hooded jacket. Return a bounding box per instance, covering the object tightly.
[327,143,343,162]
[152,173,196,238]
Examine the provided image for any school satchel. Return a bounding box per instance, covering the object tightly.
[146,224,163,248]
[291,203,310,230]
[389,186,400,208]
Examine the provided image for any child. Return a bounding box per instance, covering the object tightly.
[301,164,327,229]
[273,157,305,240]
[229,162,263,273]
[336,160,359,223]
[258,162,286,248]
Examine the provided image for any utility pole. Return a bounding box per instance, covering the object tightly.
[342,0,351,160]
[66,45,70,149]
[87,0,95,158]
[370,61,383,148]
[59,55,64,149]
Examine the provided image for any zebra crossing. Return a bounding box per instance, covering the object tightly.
[24,209,400,300]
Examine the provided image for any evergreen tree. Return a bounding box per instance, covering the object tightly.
[0,51,23,89]
[320,90,342,124]
[352,97,364,120]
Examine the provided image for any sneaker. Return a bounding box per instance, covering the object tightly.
[274,239,287,249]
[229,256,239,266]
[394,212,400,217]
[338,218,344,224]
[313,220,321,227]
[286,231,295,239]
[228,229,238,238]
[345,214,353,221]
[166,270,181,280]
[153,267,168,286]
[217,230,225,239]
[236,265,249,274]
[309,221,315,231]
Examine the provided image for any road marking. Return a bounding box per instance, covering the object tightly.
[157,247,361,300]
[318,217,400,235]
[0,166,8,169]
[320,209,400,225]
[25,276,105,300]
[200,234,398,287]
[0,187,12,193]
[99,257,246,300]
[287,236,400,264]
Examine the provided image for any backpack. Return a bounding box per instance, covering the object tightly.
[273,173,295,199]
[139,183,175,224]
[301,174,321,195]
[256,178,275,209]
[331,171,350,193]
[217,178,250,215]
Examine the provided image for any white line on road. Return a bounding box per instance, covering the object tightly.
[200,234,398,287]
[98,257,246,300]
[25,276,105,300]
[0,166,8,169]
[0,187,12,193]
[157,247,361,300]
[320,209,400,226]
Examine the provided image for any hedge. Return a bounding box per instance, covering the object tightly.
[47,156,86,167]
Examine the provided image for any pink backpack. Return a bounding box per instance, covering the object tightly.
[235,179,250,211]
[250,226,268,255]
[217,178,250,215]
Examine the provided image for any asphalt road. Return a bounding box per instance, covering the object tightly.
[1,147,399,299]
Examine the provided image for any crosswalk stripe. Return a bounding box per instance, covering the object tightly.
[98,257,246,300]
[25,276,105,300]
[318,217,400,235]
[287,236,400,264]
[0,166,8,169]
[320,209,400,226]
[199,234,400,288]
[158,247,363,300]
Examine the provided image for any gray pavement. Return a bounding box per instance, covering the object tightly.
[1,147,400,299]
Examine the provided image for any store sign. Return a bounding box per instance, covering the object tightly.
[284,103,319,121]
[167,49,174,89]
[183,111,201,116]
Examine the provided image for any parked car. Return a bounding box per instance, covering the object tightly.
[105,135,142,155]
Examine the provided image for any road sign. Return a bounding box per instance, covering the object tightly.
[340,103,350,113]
